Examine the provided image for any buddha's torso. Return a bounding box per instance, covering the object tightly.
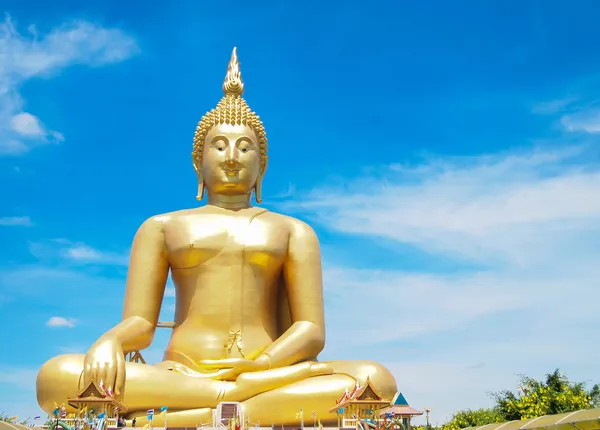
[159,206,292,365]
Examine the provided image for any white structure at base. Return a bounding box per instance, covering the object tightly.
[212,402,244,428]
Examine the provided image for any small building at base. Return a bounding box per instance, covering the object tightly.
[329,376,422,429]
[380,392,423,430]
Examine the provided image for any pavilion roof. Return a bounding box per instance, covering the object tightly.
[380,405,423,417]
[330,377,391,413]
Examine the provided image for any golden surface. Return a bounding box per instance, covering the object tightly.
[36,48,397,426]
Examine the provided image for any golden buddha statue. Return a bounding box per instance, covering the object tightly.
[36,48,397,426]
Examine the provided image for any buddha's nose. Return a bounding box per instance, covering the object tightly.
[224,146,237,163]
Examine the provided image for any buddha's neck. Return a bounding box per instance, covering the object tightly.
[207,192,252,210]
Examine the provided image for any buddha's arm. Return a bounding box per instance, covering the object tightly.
[258,220,326,367]
[100,217,169,352]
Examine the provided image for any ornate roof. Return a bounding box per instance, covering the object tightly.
[67,381,127,413]
[354,379,382,402]
[330,377,390,413]
[392,392,409,406]
[78,381,105,399]
[379,392,422,417]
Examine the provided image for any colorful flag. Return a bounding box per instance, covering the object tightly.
[9,416,18,422]
[146,409,154,415]
[98,412,106,419]
[160,406,168,413]
[34,417,41,420]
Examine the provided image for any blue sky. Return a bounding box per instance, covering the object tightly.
[1,0,600,425]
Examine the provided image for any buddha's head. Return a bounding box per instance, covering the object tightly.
[192,48,268,203]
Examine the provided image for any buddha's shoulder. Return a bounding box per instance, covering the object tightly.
[137,208,203,228]
[138,208,316,235]
[261,210,317,236]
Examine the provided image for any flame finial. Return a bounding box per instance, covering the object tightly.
[193,47,268,202]
[222,47,244,96]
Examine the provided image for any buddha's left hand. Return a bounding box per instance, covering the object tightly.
[216,357,270,381]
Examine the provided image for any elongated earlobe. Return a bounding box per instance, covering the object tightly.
[196,181,205,201]
[193,160,204,201]
[254,175,263,204]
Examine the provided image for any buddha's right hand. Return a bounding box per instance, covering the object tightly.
[83,336,126,397]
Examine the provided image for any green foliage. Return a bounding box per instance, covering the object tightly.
[440,369,599,429]
[493,369,599,420]
[441,408,503,430]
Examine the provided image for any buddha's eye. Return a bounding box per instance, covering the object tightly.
[216,146,226,152]
[238,142,253,153]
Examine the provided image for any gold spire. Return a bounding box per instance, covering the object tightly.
[193,48,268,175]
[222,47,244,97]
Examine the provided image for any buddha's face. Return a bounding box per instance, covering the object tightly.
[200,123,262,195]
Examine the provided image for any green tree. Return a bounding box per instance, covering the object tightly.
[413,425,442,430]
[438,369,599,429]
[441,408,503,430]
[493,369,600,420]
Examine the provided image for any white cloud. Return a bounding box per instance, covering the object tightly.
[284,145,600,423]
[287,147,600,267]
[46,316,76,327]
[10,112,44,137]
[532,96,579,115]
[63,242,129,265]
[320,265,599,346]
[29,239,129,265]
[539,91,600,134]
[561,107,600,134]
[0,14,138,155]
[0,216,31,226]
[64,243,105,261]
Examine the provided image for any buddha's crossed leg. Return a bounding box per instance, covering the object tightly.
[36,354,334,416]
[126,360,398,427]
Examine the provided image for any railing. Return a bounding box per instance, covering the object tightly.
[157,321,176,328]
[48,418,118,427]
[342,419,358,428]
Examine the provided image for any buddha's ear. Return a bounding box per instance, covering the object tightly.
[254,175,263,204]
[254,164,267,204]
[193,160,205,201]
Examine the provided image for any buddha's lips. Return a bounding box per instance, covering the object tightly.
[223,167,242,175]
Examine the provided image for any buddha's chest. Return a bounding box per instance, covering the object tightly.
[165,213,288,270]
